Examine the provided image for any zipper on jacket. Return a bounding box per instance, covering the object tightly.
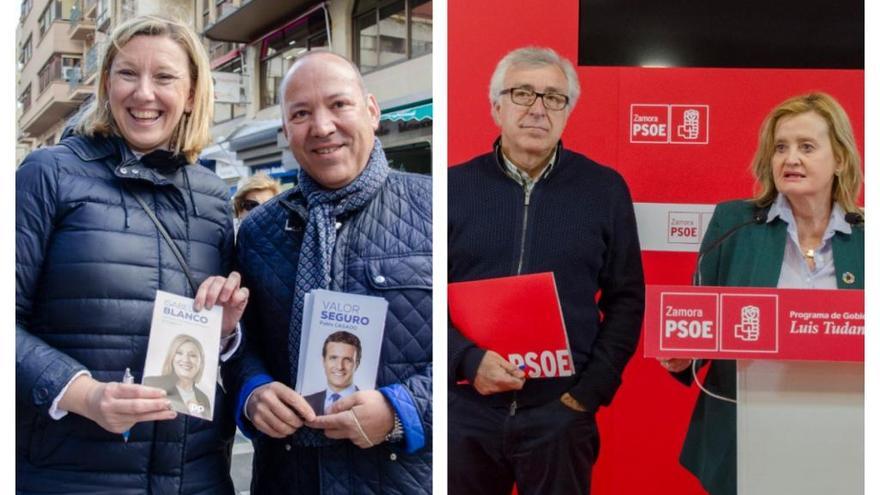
[515,186,532,275]
[509,184,534,417]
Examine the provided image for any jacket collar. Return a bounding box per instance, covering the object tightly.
[59,133,120,162]
[60,133,183,187]
[278,185,309,232]
[745,207,863,289]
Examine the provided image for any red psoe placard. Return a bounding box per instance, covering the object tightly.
[644,285,863,362]
[449,272,574,378]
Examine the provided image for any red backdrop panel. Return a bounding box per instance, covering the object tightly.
[449,1,864,494]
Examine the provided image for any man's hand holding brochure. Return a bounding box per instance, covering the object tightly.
[245,289,394,447]
[297,290,392,448]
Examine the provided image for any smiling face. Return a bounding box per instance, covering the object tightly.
[282,54,380,190]
[172,341,202,381]
[771,111,840,204]
[492,63,571,165]
[322,341,358,392]
[106,35,193,154]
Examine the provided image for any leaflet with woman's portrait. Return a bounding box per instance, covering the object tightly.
[142,290,222,421]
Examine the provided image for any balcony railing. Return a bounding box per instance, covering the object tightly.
[84,44,99,80]
[70,0,97,40]
[39,59,61,94]
[20,93,32,115]
[39,55,83,95]
[70,4,83,24]
[96,7,109,31]
[68,65,94,101]
[217,1,238,20]
[68,67,83,91]
[70,0,97,25]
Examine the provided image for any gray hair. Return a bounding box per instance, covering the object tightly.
[279,50,369,108]
[488,46,580,111]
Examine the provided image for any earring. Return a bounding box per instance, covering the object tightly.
[104,99,110,112]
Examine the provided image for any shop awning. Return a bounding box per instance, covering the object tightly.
[226,120,282,151]
[204,0,322,43]
[380,102,433,122]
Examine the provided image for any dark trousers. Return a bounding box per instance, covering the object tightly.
[449,394,599,495]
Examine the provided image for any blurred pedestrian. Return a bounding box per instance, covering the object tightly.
[233,173,282,220]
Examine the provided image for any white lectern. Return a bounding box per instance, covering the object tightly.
[737,360,863,495]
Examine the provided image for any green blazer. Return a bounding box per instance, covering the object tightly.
[676,199,864,495]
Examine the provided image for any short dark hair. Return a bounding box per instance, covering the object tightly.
[322,331,362,366]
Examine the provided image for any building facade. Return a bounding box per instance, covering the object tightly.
[16,0,433,188]
[199,0,433,190]
[15,0,196,163]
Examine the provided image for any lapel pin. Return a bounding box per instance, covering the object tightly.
[842,272,855,285]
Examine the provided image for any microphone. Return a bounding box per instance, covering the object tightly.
[844,212,864,225]
[692,207,769,286]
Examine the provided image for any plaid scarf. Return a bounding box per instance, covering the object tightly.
[288,139,389,446]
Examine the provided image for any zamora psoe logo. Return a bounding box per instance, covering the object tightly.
[677,109,700,140]
[734,305,760,341]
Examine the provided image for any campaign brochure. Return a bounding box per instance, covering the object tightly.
[448,272,575,378]
[295,289,388,404]
[142,290,222,421]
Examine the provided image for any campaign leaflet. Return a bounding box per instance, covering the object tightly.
[142,290,222,421]
[449,272,575,379]
[295,289,388,409]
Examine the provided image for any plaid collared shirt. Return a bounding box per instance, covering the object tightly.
[501,150,557,196]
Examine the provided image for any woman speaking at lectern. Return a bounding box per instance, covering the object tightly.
[659,92,864,495]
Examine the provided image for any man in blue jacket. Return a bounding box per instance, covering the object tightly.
[222,51,432,494]
[448,46,645,494]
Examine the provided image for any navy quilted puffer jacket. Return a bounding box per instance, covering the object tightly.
[223,169,432,494]
[16,134,237,494]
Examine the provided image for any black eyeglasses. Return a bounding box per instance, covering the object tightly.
[500,87,570,111]
[241,199,261,212]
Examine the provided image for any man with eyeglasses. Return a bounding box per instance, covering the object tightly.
[448,46,645,494]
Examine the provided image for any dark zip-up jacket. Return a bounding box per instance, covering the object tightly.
[16,134,236,494]
[448,141,645,413]
[222,169,432,494]
[672,199,864,495]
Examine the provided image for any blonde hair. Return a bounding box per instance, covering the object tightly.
[161,334,205,384]
[73,15,214,163]
[233,173,282,217]
[752,92,863,213]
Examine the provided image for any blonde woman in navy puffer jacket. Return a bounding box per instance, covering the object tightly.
[16,16,246,495]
